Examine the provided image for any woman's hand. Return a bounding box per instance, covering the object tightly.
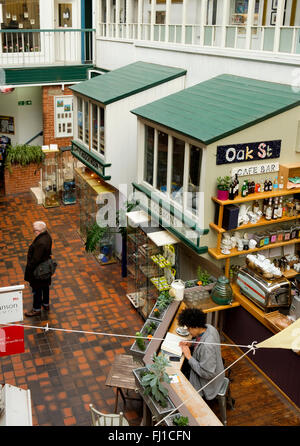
[180,343,192,360]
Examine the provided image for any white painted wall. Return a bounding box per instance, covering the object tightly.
[95,38,300,87]
[0,87,43,145]
[104,75,186,190]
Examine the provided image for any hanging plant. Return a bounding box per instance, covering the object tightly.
[5,144,45,173]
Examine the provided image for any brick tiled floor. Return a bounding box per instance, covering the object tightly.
[0,192,144,426]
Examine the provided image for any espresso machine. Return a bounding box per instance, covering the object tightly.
[290,274,300,320]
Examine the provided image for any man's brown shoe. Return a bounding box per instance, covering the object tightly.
[25,309,41,317]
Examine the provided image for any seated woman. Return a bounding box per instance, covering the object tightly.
[178,308,225,405]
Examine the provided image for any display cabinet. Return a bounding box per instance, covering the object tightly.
[126,225,178,319]
[58,146,76,205]
[208,187,300,278]
[41,150,60,208]
[74,166,116,263]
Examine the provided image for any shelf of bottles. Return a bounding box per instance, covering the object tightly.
[41,151,60,208]
[58,147,76,205]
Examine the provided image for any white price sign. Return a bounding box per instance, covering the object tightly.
[0,286,24,324]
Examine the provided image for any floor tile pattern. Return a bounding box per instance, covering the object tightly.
[0,193,144,426]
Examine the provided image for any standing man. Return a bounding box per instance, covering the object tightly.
[178,308,225,403]
[24,221,52,316]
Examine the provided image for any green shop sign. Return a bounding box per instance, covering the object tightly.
[71,141,111,180]
[132,183,209,254]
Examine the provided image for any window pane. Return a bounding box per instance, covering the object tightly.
[144,126,154,185]
[171,137,185,204]
[92,104,98,151]
[84,101,89,145]
[77,98,83,140]
[188,145,202,213]
[99,107,105,155]
[157,131,168,192]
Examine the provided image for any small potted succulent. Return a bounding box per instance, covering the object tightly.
[165,413,190,426]
[130,319,160,357]
[149,291,174,322]
[216,176,231,201]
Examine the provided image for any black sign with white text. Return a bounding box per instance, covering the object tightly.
[216,140,281,165]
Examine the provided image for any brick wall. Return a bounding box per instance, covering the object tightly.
[42,85,74,147]
[4,163,41,195]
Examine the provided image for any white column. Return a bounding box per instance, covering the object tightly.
[245,0,255,49]
[273,0,285,52]
[150,0,156,41]
[126,0,132,39]
[116,0,121,38]
[199,0,208,46]
[106,0,111,37]
[181,0,188,44]
[165,0,171,42]
[137,0,143,40]
[220,0,230,48]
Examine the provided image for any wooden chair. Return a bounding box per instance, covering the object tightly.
[89,404,130,426]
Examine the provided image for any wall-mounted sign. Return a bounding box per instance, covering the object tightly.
[0,289,23,324]
[0,116,14,134]
[231,162,279,177]
[216,140,281,165]
[0,326,24,357]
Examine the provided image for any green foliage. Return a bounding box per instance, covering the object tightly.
[156,291,174,313]
[141,353,171,408]
[85,223,109,253]
[5,144,45,173]
[172,415,189,426]
[135,332,146,351]
[216,176,231,191]
[145,321,157,335]
[197,266,212,286]
[84,201,137,253]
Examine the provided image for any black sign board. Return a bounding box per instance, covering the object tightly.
[216,140,281,165]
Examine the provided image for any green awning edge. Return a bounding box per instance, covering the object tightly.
[132,182,209,255]
[71,140,111,181]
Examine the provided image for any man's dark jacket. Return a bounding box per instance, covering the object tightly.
[24,231,52,288]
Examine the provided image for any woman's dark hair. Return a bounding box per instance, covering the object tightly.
[177,308,206,328]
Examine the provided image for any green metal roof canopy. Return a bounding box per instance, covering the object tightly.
[131,74,300,145]
[69,61,186,105]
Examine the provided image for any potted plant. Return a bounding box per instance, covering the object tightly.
[165,413,190,426]
[133,353,175,416]
[216,176,231,201]
[4,144,45,195]
[149,291,174,322]
[130,319,160,357]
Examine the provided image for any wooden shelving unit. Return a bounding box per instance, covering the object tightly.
[209,186,299,277]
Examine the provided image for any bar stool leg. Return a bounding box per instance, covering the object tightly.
[218,394,227,426]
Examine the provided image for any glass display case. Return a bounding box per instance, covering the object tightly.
[41,150,60,208]
[126,225,178,319]
[58,146,76,205]
[74,166,116,264]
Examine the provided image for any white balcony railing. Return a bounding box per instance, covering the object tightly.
[97,22,300,56]
[0,28,95,68]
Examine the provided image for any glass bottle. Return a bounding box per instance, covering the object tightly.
[273,176,278,190]
[241,180,248,197]
[268,179,273,191]
[229,179,235,200]
[279,175,284,190]
[265,198,273,221]
[253,200,260,213]
[277,197,283,219]
[263,198,268,216]
[272,197,278,220]
[235,173,239,197]
[264,179,268,192]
